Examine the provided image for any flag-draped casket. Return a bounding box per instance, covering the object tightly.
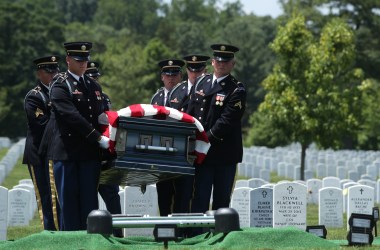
[98,104,210,189]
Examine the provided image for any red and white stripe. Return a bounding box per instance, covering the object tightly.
[99,104,210,165]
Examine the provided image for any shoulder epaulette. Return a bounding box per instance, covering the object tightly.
[150,87,164,104]
[53,72,68,83]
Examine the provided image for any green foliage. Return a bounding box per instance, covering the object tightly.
[357,80,380,150]
[0,1,64,137]
[259,14,363,149]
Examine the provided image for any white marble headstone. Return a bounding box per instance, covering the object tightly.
[306,179,322,204]
[322,177,340,188]
[247,178,267,189]
[234,180,248,189]
[8,188,31,226]
[123,185,158,237]
[318,187,343,228]
[230,187,253,228]
[347,185,374,229]
[0,186,8,240]
[250,187,273,227]
[273,182,307,230]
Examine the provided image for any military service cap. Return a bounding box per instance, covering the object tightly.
[158,59,185,75]
[85,61,100,77]
[183,55,210,72]
[64,41,92,61]
[211,44,239,61]
[33,56,60,73]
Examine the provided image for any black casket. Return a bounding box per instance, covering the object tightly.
[99,116,197,188]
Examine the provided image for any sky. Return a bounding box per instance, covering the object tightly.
[224,0,283,18]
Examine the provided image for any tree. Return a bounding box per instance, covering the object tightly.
[257,13,364,180]
[0,1,64,137]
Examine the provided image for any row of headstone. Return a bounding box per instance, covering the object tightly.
[230,181,375,230]
[0,138,25,185]
[240,144,380,181]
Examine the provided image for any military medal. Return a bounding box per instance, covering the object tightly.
[171,97,179,103]
[216,94,225,106]
[95,91,101,100]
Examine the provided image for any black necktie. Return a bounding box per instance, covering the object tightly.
[213,79,217,88]
[79,77,87,89]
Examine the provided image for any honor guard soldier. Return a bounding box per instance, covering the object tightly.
[85,61,111,110]
[23,56,60,230]
[165,55,209,217]
[85,61,123,237]
[45,42,110,230]
[188,44,246,227]
[150,59,184,216]
[151,59,184,106]
[167,55,209,112]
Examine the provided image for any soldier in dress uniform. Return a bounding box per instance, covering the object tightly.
[151,59,184,106]
[23,56,60,230]
[167,55,209,112]
[150,59,184,216]
[45,42,110,231]
[187,44,246,226]
[166,55,209,217]
[85,61,123,237]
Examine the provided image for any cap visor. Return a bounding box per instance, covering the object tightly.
[71,56,89,61]
[187,66,205,72]
[214,56,232,62]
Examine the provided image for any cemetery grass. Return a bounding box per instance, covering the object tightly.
[4,164,380,249]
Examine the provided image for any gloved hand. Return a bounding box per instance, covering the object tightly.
[98,135,110,149]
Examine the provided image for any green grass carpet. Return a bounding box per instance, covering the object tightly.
[0,227,348,250]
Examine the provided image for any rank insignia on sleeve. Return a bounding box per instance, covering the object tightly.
[35,108,44,117]
[234,101,242,109]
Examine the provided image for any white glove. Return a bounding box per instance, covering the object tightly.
[98,135,110,149]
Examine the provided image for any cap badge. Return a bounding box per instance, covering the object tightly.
[91,62,95,67]
[221,45,226,51]
[51,56,56,62]
[168,60,173,66]
[192,56,197,61]
[81,45,86,50]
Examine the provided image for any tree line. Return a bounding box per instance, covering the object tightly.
[1,0,380,151]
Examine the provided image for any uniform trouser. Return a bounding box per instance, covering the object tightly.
[98,184,122,237]
[191,163,237,213]
[54,160,101,231]
[173,175,194,213]
[28,162,58,230]
[156,179,175,216]
[156,175,194,216]
[189,163,236,237]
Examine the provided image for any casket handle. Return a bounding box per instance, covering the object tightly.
[135,145,178,152]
